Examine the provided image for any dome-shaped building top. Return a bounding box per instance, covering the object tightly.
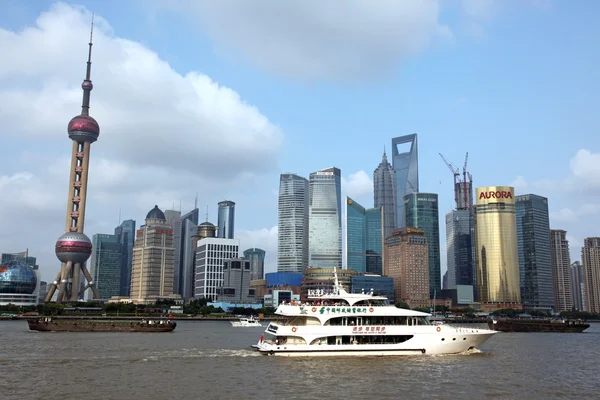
[0,260,38,295]
[146,205,166,220]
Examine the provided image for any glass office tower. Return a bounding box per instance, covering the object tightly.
[309,167,342,269]
[392,134,418,228]
[346,197,383,275]
[217,201,235,239]
[475,186,521,305]
[277,173,309,272]
[404,192,440,298]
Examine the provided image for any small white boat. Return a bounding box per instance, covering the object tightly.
[252,268,497,357]
[231,316,262,327]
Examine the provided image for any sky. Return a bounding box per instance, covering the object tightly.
[1,0,599,284]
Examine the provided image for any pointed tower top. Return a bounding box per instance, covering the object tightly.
[382,146,388,163]
[67,13,99,142]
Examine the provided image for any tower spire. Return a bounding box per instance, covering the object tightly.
[81,14,94,116]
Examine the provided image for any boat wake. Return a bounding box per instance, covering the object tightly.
[140,348,261,362]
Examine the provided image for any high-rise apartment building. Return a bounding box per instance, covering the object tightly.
[277,173,309,272]
[130,206,175,303]
[550,229,573,312]
[179,208,199,300]
[582,237,600,313]
[515,194,554,311]
[373,150,397,240]
[571,261,585,311]
[217,201,235,239]
[194,237,239,300]
[475,186,521,306]
[244,248,266,280]
[90,234,122,299]
[114,219,135,296]
[404,193,440,298]
[446,209,475,290]
[309,167,342,269]
[392,134,418,228]
[384,227,429,308]
[346,197,383,275]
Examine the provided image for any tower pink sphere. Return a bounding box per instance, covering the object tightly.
[55,232,93,264]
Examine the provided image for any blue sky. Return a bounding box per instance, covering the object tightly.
[1,1,599,282]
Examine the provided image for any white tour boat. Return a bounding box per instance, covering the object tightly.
[231,316,262,327]
[253,270,497,357]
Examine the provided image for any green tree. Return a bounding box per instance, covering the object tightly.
[395,300,410,309]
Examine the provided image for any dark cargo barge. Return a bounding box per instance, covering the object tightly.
[27,317,176,332]
[488,318,589,333]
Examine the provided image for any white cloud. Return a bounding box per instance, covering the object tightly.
[512,175,528,191]
[342,170,373,202]
[462,0,496,20]
[0,4,282,281]
[550,204,600,224]
[569,149,600,190]
[160,0,453,81]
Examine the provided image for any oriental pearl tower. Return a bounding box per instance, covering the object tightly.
[45,17,101,303]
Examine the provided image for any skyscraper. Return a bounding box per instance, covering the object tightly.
[277,173,309,272]
[114,219,135,296]
[475,186,521,305]
[446,209,474,290]
[90,234,122,299]
[550,229,573,312]
[516,194,554,311]
[571,261,585,311]
[346,197,383,275]
[582,237,600,313]
[391,134,419,228]
[46,21,100,303]
[130,206,175,303]
[194,237,239,300]
[309,167,342,269]
[217,201,235,239]
[404,193,440,298]
[179,208,199,300]
[373,150,397,240]
[244,248,266,280]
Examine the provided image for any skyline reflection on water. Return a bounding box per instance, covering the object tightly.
[1,320,598,400]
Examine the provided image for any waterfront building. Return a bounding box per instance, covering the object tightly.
[570,261,585,311]
[114,219,135,296]
[217,201,235,239]
[45,24,101,302]
[391,134,419,228]
[308,167,342,269]
[90,234,122,300]
[474,186,521,306]
[550,229,573,312]
[582,237,600,313]
[351,274,395,303]
[265,272,303,294]
[404,192,440,298]
[194,237,239,301]
[130,206,176,303]
[277,173,309,273]
[373,150,397,240]
[0,252,40,306]
[346,197,383,275]
[217,258,257,303]
[384,227,429,309]
[263,290,300,307]
[179,208,199,300]
[515,194,554,312]
[244,248,266,280]
[446,209,475,290]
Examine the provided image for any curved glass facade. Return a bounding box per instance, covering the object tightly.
[0,260,38,294]
[475,186,521,304]
[217,201,235,239]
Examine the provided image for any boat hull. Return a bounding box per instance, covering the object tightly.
[488,319,590,333]
[255,330,496,357]
[27,319,176,333]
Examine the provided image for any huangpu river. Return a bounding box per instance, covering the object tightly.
[1,320,598,400]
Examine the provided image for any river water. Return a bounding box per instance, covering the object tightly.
[1,320,598,400]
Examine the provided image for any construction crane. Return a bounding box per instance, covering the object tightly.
[439,153,460,208]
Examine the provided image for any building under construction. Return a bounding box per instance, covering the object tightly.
[440,153,476,295]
